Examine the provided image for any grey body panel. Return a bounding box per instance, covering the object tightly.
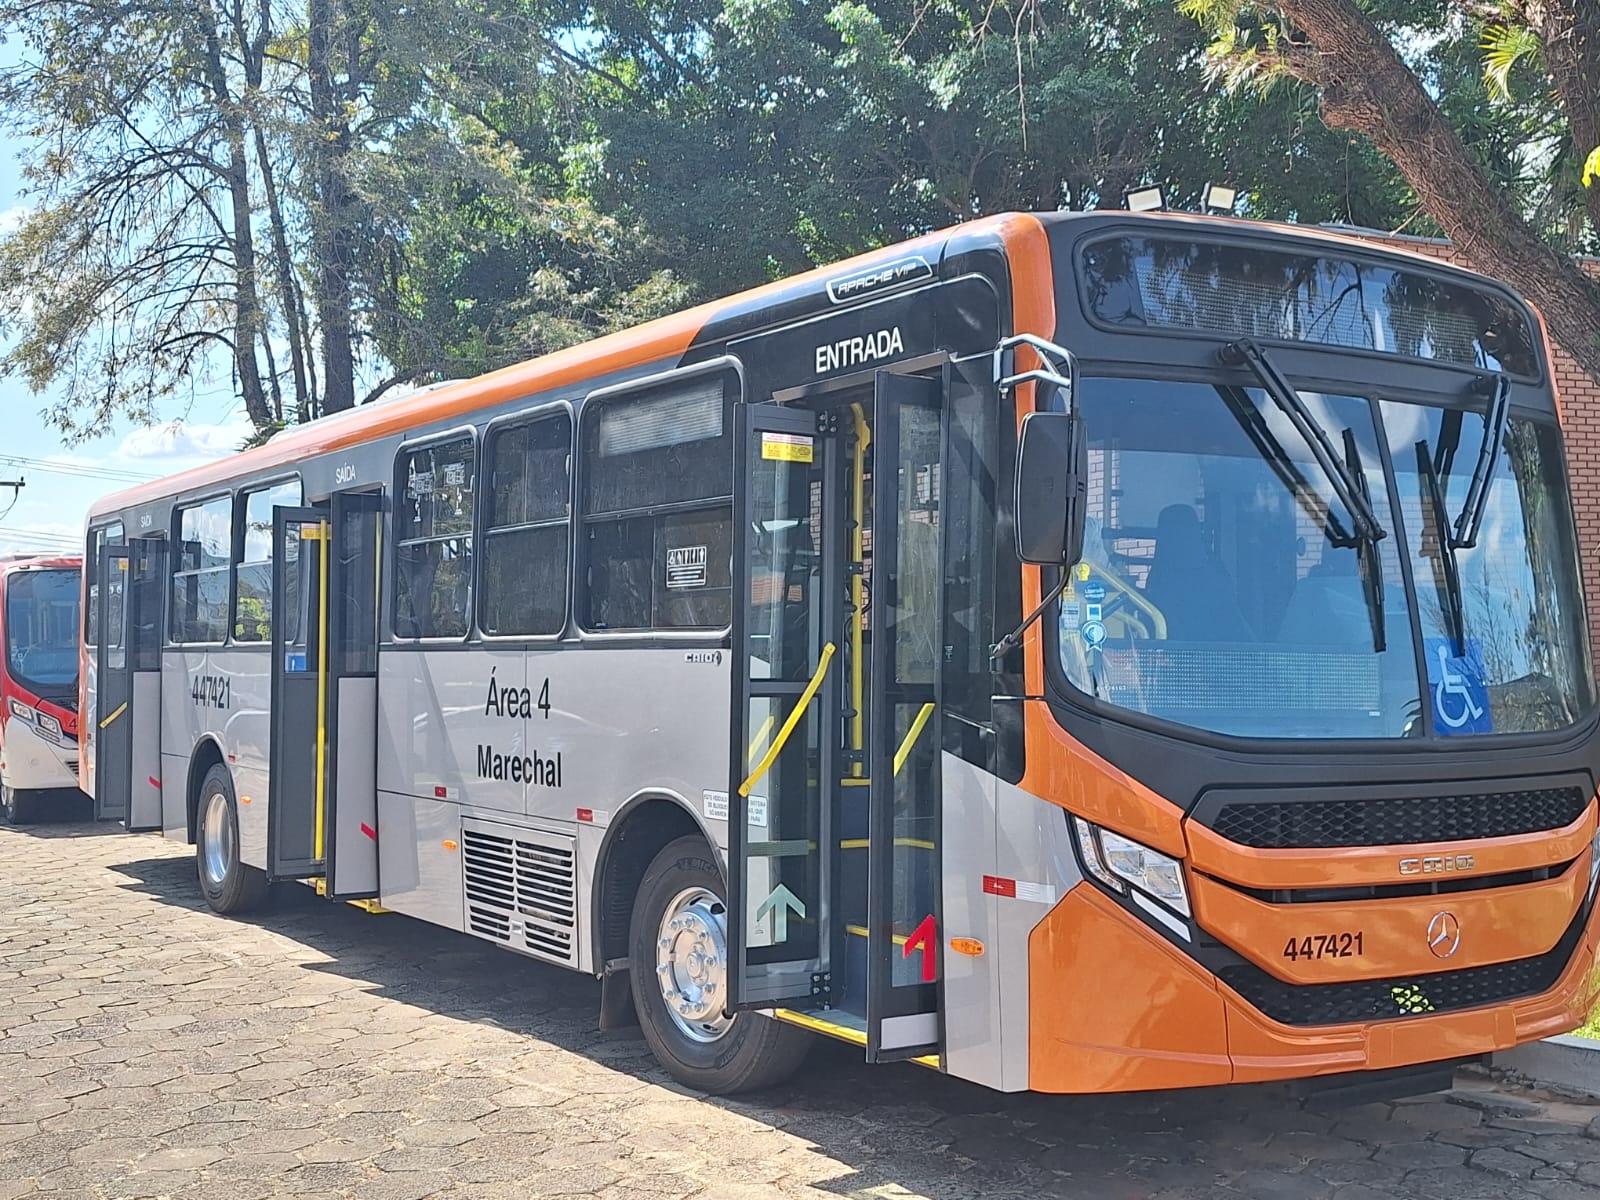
[161,649,272,866]
[940,751,1085,1093]
[128,672,163,829]
[330,677,379,896]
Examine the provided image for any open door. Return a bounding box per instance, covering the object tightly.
[727,402,841,1008]
[323,489,382,899]
[93,546,131,823]
[864,372,943,1062]
[95,538,165,830]
[267,505,326,879]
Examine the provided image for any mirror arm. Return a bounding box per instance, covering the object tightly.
[994,333,1078,414]
[990,570,1072,667]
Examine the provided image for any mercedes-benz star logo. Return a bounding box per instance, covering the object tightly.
[1427,911,1461,959]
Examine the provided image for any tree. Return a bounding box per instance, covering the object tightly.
[1181,0,1600,385]
[0,0,281,438]
[560,0,1412,299]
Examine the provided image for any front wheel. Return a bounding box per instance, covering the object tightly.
[195,764,268,914]
[628,835,810,1094]
[0,781,39,825]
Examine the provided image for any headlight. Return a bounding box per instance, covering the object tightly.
[36,712,61,737]
[1589,826,1600,899]
[8,698,34,723]
[1071,817,1191,918]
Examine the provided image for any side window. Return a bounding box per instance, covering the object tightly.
[171,496,233,643]
[580,374,733,632]
[235,480,302,642]
[394,436,474,639]
[481,412,571,636]
[84,521,125,645]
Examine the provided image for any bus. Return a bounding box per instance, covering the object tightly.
[80,211,1600,1097]
[1,554,82,823]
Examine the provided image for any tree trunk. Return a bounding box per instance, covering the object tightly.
[194,2,271,432]
[1519,0,1600,236]
[1276,0,1600,386]
[308,0,357,416]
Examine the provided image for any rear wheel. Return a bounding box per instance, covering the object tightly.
[195,764,267,914]
[628,835,810,1094]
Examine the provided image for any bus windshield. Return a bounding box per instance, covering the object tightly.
[6,568,80,697]
[1054,377,1592,740]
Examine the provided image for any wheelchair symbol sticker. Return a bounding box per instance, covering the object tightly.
[1424,639,1491,735]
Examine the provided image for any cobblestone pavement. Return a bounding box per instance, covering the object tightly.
[3,822,1600,1200]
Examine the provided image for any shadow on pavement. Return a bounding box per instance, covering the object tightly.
[94,829,1511,1200]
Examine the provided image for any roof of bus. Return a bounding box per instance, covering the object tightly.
[0,555,80,572]
[85,208,1526,522]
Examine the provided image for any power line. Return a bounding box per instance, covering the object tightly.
[0,455,158,484]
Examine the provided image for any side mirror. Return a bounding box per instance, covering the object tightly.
[1014,411,1088,566]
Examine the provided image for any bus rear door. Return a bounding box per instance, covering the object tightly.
[266,493,382,895]
[95,538,165,830]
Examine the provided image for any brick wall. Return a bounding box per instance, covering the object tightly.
[1346,228,1600,652]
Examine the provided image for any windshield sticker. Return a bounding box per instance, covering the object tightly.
[1080,619,1107,649]
[666,545,708,589]
[1425,638,1492,735]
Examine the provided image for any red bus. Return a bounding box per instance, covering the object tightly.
[1,555,82,822]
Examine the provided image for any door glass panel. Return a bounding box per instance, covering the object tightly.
[885,399,942,1001]
[746,445,823,681]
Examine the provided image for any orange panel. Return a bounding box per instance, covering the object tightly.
[1185,804,1596,890]
[1026,877,1600,1092]
[1224,898,1600,1084]
[1191,862,1587,984]
[1028,885,1231,1092]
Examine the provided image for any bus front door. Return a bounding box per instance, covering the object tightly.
[727,374,943,1063]
[267,506,327,879]
[728,402,840,1009]
[95,538,165,831]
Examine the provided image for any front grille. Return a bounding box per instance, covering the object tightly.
[67,759,79,778]
[1210,787,1589,849]
[1219,906,1587,1027]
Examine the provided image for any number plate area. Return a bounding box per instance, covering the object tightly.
[1189,867,1587,985]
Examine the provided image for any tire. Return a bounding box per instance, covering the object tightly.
[1,782,39,825]
[628,835,811,1094]
[195,764,268,914]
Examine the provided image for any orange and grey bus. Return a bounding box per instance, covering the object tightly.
[1,554,81,823]
[81,211,1600,1095]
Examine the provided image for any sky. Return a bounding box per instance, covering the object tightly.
[0,71,252,561]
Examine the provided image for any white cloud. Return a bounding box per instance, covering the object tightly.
[119,419,252,462]
[0,203,32,238]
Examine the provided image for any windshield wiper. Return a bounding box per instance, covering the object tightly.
[1452,374,1510,549]
[1221,338,1386,544]
[1342,427,1385,653]
[1416,440,1466,656]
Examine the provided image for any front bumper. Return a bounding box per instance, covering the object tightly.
[1,717,80,791]
[1027,882,1600,1093]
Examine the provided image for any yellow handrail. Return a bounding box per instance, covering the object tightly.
[738,642,836,799]
[310,521,330,862]
[892,702,936,776]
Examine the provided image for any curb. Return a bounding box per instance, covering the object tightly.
[1490,1034,1600,1100]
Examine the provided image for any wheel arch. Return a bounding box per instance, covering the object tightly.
[590,789,721,972]
[185,735,228,845]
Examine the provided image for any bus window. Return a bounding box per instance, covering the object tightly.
[171,495,233,644]
[235,480,302,642]
[7,568,80,697]
[481,413,571,636]
[85,521,125,645]
[580,376,733,632]
[394,436,474,639]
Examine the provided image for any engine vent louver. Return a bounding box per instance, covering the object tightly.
[461,822,578,966]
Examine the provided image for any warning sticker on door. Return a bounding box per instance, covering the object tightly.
[761,432,814,463]
[666,545,708,589]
